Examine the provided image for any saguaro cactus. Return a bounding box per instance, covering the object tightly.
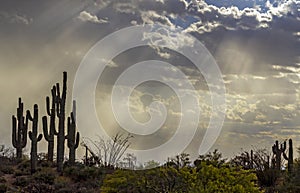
[12,97,28,160]
[27,104,43,174]
[54,71,67,172]
[42,86,57,162]
[66,110,80,165]
[283,139,293,172]
[272,140,286,171]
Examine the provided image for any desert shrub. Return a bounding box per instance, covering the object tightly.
[0,183,7,193]
[17,159,30,173]
[64,166,103,182]
[76,187,95,193]
[13,176,30,187]
[14,169,30,176]
[23,183,55,193]
[39,160,53,168]
[0,177,6,183]
[56,187,73,193]
[54,176,71,190]
[33,168,56,185]
[0,165,14,174]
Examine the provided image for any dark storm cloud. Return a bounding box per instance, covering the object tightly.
[82,0,300,75]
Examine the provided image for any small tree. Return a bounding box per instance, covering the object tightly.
[83,133,133,168]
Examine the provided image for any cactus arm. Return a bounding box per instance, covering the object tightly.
[37,134,43,141]
[12,116,17,147]
[51,85,56,98]
[272,145,276,154]
[42,116,50,141]
[46,97,51,116]
[17,97,23,118]
[75,132,80,149]
[29,131,33,140]
[281,141,286,152]
[56,83,60,99]
[62,72,67,101]
[66,116,71,145]
[283,152,288,160]
[26,110,33,121]
[54,129,58,135]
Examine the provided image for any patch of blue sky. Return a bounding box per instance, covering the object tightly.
[205,0,269,11]
[168,14,199,29]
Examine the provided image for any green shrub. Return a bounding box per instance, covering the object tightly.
[0,183,7,193]
[23,183,55,193]
[64,166,102,182]
[33,168,56,185]
[13,176,30,187]
[54,176,71,190]
[0,177,6,183]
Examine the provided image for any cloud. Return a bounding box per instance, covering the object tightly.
[77,11,108,24]
[266,0,299,17]
[184,0,298,32]
[0,11,32,25]
[141,10,173,26]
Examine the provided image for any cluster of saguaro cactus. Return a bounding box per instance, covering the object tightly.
[272,139,293,172]
[27,104,43,173]
[11,71,80,174]
[66,108,80,165]
[283,139,293,172]
[12,98,28,160]
[43,72,80,172]
[272,140,286,171]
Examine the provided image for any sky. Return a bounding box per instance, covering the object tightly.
[0,0,299,163]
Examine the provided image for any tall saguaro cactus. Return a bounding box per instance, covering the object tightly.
[27,104,43,174]
[42,86,57,162]
[283,139,293,172]
[12,98,28,160]
[272,140,286,171]
[54,71,67,172]
[66,109,80,165]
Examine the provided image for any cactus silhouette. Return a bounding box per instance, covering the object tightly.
[12,97,28,160]
[27,104,43,174]
[66,102,80,165]
[42,86,57,162]
[53,71,67,172]
[272,140,286,171]
[283,138,293,172]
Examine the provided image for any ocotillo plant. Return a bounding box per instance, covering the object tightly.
[54,71,67,172]
[272,140,286,171]
[283,139,293,172]
[42,86,57,162]
[66,111,80,165]
[27,104,43,174]
[12,97,28,160]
